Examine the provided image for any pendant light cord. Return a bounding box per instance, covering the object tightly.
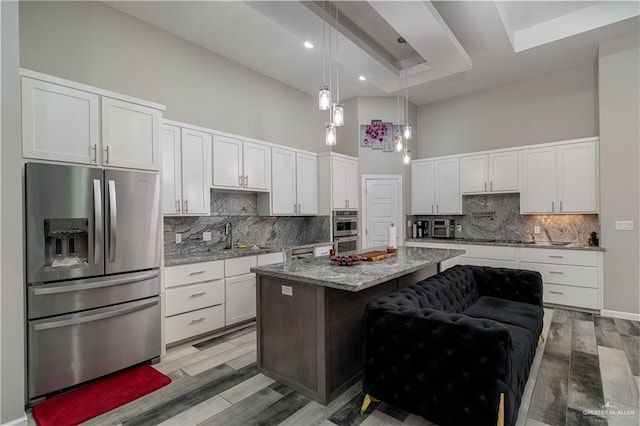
[322,1,326,86]
[335,6,340,104]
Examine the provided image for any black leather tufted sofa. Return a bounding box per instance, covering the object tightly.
[361,265,544,425]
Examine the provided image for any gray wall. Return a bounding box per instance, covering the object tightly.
[417,63,598,158]
[1,0,26,422]
[19,1,327,153]
[598,35,640,316]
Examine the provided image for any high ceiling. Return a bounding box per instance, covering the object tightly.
[106,1,639,106]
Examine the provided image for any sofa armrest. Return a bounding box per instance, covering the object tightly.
[471,266,543,306]
[362,304,513,424]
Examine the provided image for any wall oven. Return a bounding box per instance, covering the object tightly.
[334,235,359,253]
[333,210,358,237]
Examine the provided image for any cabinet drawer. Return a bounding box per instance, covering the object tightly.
[407,242,460,251]
[462,245,516,261]
[543,284,598,310]
[457,258,518,269]
[165,279,225,316]
[257,252,283,266]
[520,262,598,288]
[165,305,225,345]
[225,256,257,277]
[165,261,224,288]
[314,245,333,257]
[520,248,598,266]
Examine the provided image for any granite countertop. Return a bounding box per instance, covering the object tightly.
[165,241,334,267]
[250,245,465,292]
[405,238,605,252]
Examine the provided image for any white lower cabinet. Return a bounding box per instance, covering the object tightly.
[455,245,518,269]
[165,305,225,345]
[314,244,333,257]
[225,274,257,325]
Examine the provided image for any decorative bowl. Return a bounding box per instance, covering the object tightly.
[331,255,362,266]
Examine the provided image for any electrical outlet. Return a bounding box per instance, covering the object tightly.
[175,233,182,243]
[203,231,212,241]
[534,226,541,234]
[615,221,634,231]
[456,224,462,232]
[281,285,293,296]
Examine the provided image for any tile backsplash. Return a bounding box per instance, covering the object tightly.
[164,192,331,256]
[408,193,599,245]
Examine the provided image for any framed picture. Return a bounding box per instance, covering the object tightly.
[361,120,391,149]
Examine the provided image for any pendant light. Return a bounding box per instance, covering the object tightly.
[325,122,336,146]
[331,6,343,126]
[394,40,404,153]
[402,149,411,165]
[401,38,412,141]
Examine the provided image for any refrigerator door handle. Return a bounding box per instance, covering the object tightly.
[93,179,102,265]
[108,180,117,263]
[33,298,159,331]
[33,270,160,296]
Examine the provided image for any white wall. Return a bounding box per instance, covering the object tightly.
[19,1,327,153]
[1,0,26,422]
[417,63,598,158]
[598,35,640,316]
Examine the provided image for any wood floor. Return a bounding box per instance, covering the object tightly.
[28,307,640,426]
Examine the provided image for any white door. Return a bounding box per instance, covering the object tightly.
[213,135,242,188]
[296,152,318,215]
[365,178,400,249]
[271,148,296,215]
[161,124,182,215]
[460,154,488,193]
[101,97,161,171]
[411,160,435,214]
[520,147,556,213]
[225,274,257,325]
[181,128,212,215]
[435,158,461,214]
[345,159,360,209]
[22,77,100,165]
[243,141,271,191]
[557,141,597,213]
[331,156,347,209]
[489,151,519,192]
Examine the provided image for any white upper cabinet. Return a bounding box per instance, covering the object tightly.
[212,135,270,191]
[21,72,164,171]
[330,156,359,210]
[411,157,461,215]
[434,157,462,214]
[22,77,100,165]
[520,138,598,214]
[411,160,435,215]
[161,122,211,216]
[461,150,518,194]
[101,97,161,171]
[260,148,317,216]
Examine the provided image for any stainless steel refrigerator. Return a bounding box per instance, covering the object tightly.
[25,162,162,404]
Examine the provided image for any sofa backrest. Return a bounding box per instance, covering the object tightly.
[409,265,480,313]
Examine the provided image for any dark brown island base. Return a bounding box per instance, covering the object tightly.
[250,246,465,405]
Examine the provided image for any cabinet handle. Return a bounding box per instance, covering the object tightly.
[184,199,189,213]
[490,181,493,192]
[484,182,487,192]
[176,199,180,213]
[238,175,243,186]
[549,290,564,295]
[104,146,110,164]
[188,270,205,275]
[549,271,564,275]
[91,144,97,163]
[244,175,248,187]
[189,317,206,324]
[190,292,206,297]
[431,205,434,214]
[549,255,564,259]
[293,204,297,214]
[437,204,439,213]
[560,201,563,212]
[551,201,554,212]
[298,203,301,213]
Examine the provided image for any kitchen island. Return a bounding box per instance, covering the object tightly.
[251,245,464,405]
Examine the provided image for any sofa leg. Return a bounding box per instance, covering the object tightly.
[540,333,545,343]
[497,393,505,426]
[360,393,379,415]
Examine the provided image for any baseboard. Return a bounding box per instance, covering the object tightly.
[2,414,27,426]
[600,309,640,321]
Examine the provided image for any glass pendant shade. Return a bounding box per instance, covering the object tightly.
[319,86,331,110]
[325,123,337,146]
[394,131,404,152]
[402,149,411,165]
[332,103,344,127]
[403,123,412,140]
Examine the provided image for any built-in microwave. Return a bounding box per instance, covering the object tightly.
[431,219,455,239]
[333,210,358,237]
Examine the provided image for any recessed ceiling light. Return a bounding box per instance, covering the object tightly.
[358,75,366,81]
[304,41,314,49]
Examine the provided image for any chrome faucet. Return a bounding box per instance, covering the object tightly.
[224,222,233,249]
